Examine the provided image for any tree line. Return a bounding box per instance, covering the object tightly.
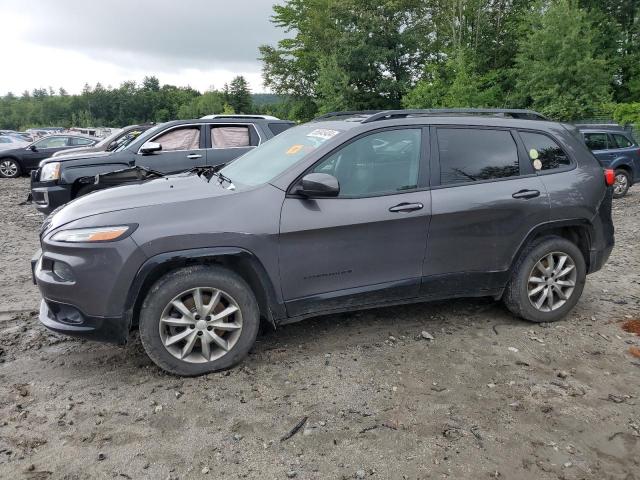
[3,0,640,130]
[0,75,275,130]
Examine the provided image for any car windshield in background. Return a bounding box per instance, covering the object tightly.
[220,125,343,187]
[115,124,165,152]
[109,130,145,151]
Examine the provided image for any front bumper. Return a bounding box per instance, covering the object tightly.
[30,170,72,215]
[39,299,129,344]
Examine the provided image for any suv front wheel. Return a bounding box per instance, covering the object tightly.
[504,237,586,323]
[139,266,260,376]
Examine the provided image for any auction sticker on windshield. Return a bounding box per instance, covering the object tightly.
[307,129,340,140]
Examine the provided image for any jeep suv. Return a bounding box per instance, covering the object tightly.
[578,125,639,197]
[32,109,614,376]
[30,116,295,214]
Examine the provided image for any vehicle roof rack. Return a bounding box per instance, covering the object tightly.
[313,110,383,121]
[200,114,280,120]
[360,108,547,123]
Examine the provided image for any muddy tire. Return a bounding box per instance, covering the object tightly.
[504,236,586,323]
[139,265,260,376]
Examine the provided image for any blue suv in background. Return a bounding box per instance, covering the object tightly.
[578,125,639,197]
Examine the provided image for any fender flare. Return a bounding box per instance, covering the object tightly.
[508,219,594,275]
[123,247,284,328]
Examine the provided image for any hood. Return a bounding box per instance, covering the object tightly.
[46,172,236,231]
[42,150,110,165]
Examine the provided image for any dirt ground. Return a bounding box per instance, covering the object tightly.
[0,177,639,480]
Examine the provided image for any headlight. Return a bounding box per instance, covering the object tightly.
[51,225,132,243]
[40,162,61,181]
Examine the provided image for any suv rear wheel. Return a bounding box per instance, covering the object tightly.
[139,266,260,376]
[504,237,586,323]
[613,169,631,198]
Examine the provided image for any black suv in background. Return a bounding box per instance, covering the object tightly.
[30,116,295,214]
[0,134,99,178]
[578,124,639,197]
[32,109,614,376]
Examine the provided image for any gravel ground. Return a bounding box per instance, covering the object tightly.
[0,177,639,480]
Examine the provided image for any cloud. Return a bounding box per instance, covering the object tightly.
[1,0,284,94]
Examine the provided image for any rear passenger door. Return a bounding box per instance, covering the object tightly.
[137,125,205,173]
[205,123,261,167]
[423,126,550,296]
[583,132,611,165]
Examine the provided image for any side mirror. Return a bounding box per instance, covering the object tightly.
[140,141,162,154]
[29,145,37,151]
[295,173,340,197]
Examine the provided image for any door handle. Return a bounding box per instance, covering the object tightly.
[187,154,202,159]
[512,189,540,199]
[389,202,424,213]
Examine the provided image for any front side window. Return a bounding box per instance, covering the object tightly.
[519,131,571,171]
[35,136,68,149]
[583,132,609,150]
[153,127,200,152]
[612,133,634,148]
[312,129,421,197]
[437,128,519,185]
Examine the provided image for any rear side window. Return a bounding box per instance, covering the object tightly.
[437,128,519,185]
[70,137,94,146]
[519,131,571,171]
[612,133,634,148]
[583,132,609,150]
[268,122,294,136]
[210,125,260,148]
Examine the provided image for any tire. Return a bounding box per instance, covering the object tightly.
[0,158,22,178]
[139,265,260,376]
[613,169,631,198]
[503,236,586,323]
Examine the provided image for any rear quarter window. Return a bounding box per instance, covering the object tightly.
[519,131,571,171]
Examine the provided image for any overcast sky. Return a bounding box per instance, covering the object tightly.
[2,0,285,95]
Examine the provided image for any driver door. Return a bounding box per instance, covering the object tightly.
[137,125,205,173]
[278,127,431,317]
[22,136,73,170]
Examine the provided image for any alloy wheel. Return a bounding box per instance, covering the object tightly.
[0,160,18,177]
[159,287,243,363]
[527,252,577,312]
[614,173,628,196]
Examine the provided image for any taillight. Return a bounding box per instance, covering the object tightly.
[604,168,615,186]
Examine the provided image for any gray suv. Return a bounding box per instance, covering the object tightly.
[32,109,615,376]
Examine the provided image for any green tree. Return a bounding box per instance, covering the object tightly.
[514,0,611,120]
[227,76,253,113]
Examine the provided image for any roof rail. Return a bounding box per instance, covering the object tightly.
[360,108,547,123]
[313,110,383,121]
[200,114,280,120]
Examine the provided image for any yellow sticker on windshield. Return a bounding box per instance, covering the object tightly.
[286,144,304,155]
[529,148,539,160]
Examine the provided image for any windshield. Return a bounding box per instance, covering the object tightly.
[220,125,343,187]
